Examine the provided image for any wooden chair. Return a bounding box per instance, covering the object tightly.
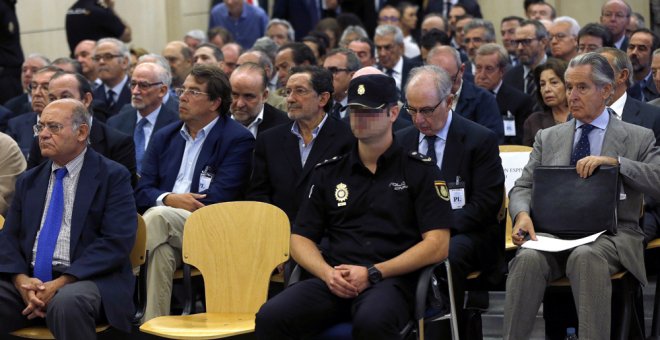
[139,201,290,339]
[648,238,660,338]
[10,214,148,339]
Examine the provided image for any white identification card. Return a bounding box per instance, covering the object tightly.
[503,114,516,136]
[449,188,465,209]
[198,166,214,192]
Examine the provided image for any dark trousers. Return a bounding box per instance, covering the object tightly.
[255,277,414,340]
[0,276,103,340]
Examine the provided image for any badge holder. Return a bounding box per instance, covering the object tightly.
[503,111,516,137]
[447,176,466,210]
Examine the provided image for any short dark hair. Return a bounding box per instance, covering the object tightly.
[278,42,317,66]
[207,26,234,44]
[520,19,548,40]
[196,42,224,61]
[578,23,614,48]
[50,71,93,100]
[501,16,524,25]
[420,29,451,50]
[290,65,334,113]
[350,37,376,59]
[52,57,83,74]
[630,28,660,54]
[533,58,568,109]
[189,64,232,117]
[303,31,330,59]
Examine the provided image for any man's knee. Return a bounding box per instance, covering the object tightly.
[47,282,101,317]
[510,249,548,274]
[566,246,608,275]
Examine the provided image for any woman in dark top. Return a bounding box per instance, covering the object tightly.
[523,58,570,146]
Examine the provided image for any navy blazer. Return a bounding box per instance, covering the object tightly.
[0,148,137,332]
[6,111,37,157]
[257,103,290,136]
[503,64,543,112]
[27,119,137,186]
[106,104,180,139]
[92,79,132,118]
[622,96,660,146]
[455,80,504,143]
[497,82,536,145]
[246,116,355,222]
[396,114,504,280]
[0,94,28,132]
[135,115,255,212]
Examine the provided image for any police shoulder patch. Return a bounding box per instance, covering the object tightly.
[407,150,433,163]
[315,155,344,168]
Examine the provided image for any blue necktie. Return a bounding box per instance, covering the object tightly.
[106,89,116,108]
[33,168,68,282]
[134,118,148,174]
[570,124,595,165]
[425,135,438,164]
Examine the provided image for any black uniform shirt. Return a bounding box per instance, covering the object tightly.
[65,0,126,53]
[294,140,453,267]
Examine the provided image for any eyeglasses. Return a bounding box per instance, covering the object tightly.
[175,88,209,98]
[91,53,124,62]
[326,67,350,75]
[285,87,315,97]
[33,122,82,135]
[28,82,49,92]
[403,100,444,118]
[514,38,538,47]
[463,37,484,44]
[379,16,399,23]
[130,81,163,90]
[549,33,570,41]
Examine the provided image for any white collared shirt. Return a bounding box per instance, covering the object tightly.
[136,105,162,150]
[608,92,627,120]
[104,75,129,103]
[418,110,453,169]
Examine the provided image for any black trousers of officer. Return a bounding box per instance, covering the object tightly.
[255,276,415,339]
[0,275,103,339]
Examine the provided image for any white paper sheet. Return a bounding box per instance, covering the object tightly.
[520,231,607,252]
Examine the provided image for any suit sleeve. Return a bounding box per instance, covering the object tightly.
[134,130,167,211]
[508,129,543,221]
[245,134,273,203]
[0,173,29,274]
[108,131,137,187]
[619,129,660,199]
[474,92,504,143]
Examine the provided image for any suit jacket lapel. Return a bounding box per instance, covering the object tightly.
[298,118,336,186]
[440,118,464,179]
[548,120,575,165]
[69,150,100,255]
[280,123,303,180]
[89,121,105,153]
[192,117,224,192]
[25,163,51,253]
[601,117,628,157]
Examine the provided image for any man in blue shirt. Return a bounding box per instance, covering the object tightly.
[209,0,269,51]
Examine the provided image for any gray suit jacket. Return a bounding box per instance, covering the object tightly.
[509,113,660,284]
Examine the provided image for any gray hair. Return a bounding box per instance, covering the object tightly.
[184,29,208,43]
[136,61,172,88]
[653,48,660,57]
[405,65,452,102]
[242,50,273,73]
[427,45,462,70]
[25,53,51,66]
[631,12,645,28]
[267,18,295,42]
[340,25,368,42]
[567,52,614,89]
[138,53,172,77]
[233,62,269,90]
[325,48,361,71]
[520,19,549,40]
[375,24,404,45]
[252,37,279,62]
[597,47,633,88]
[463,19,496,42]
[48,98,91,132]
[96,37,130,59]
[476,43,509,69]
[553,16,580,36]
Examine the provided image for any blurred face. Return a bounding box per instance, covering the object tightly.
[578,35,604,54]
[267,24,290,46]
[474,53,504,91]
[275,48,295,87]
[405,75,452,136]
[178,75,221,126]
[349,105,397,141]
[464,27,487,61]
[222,44,240,76]
[448,6,466,32]
[549,22,577,60]
[421,16,446,36]
[323,53,354,101]
[527,3,553,20]
[401,7,418,31]
[94,42,128,86]
[426,52,463,94]
[163,42,192,85]
[184,36,202,50]
[455,18,472,47]
[565,65,611,122]
[374,33,402,69]
[303,41,320,61]
[230,69,267,126]
[378,7,400,26]
[224,0,243,16]
[193,46,222,68]
[285,72,329,121]
[130,64,166,113]
[626,15,641,38]
[31,71,56,114]
[501,19,520,55]
[348,40,375,67]
[74,40,97,78]
[539,69,566,108]
[627,32,653,75]
[515,24,546,67]
[600,1,630,40]
[21,57,49,91]
[38,101,88,165]
[652,54,660,92]
[48,74,93,110]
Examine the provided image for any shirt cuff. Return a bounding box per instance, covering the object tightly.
[156,192,170,206]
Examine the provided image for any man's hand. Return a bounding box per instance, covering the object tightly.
[163,193,206,212]
[35,275,76,307]
[322,267,358,298]
[512,211,537,246]
[334,264,370,294]
[12,274,46,319]
[575,156,618,178]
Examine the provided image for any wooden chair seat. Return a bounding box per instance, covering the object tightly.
[139,313,255,339]
[10,325,110,339]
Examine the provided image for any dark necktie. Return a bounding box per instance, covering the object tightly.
[33,168,68,282]
[106,89,116,108]
[385,68,394,78]
[134,118,148,174]
[425,135,438,164]
[629,79,646,102]
[570,124,595,165]
[330,102,342,120]
[525,71,536,96]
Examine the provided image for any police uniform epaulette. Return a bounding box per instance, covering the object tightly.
[407,150,433,163]
[315,155,344,168]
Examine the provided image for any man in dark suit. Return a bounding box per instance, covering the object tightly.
[374,24,422,106]
[323,49,360,120]
[424,0,482,20]
[135,65,254,322]
[427,45,505,142]
[229,62,289,138]
[0,98,137,339]
[91,38,132,119]
[626,29,659,102]
[247,65,354,224]
[600,0,631,51]
[475,43,535,145]
[1,54,51,132]
[26,72,137,187]
[107,62,179,174]
[7,66,60,157]
[396,64,504,338]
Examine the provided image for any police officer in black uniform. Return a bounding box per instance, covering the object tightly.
[255,73,453,339]
[0,0,24,105]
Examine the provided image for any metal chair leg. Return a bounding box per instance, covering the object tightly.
[445,261,460,340]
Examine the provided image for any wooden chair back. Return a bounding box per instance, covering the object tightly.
[498,145,533,251]
[182,201,290,314]
[131,214,147,268]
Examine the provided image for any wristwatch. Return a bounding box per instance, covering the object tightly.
[367,265,382,284]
